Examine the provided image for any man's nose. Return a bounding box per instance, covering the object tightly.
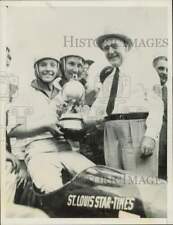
[72,65,79,73]
[45,64,52,70]
[108,46,115,54]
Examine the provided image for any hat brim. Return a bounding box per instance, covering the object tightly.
[96,33,133,51]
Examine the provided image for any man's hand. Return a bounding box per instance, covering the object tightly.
[42,111,64,136]
[9,109,61,138]
[48,123,64,137]
[140,136,156,158]
[95,118,105,130]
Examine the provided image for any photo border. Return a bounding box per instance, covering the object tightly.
[0,0,172,224]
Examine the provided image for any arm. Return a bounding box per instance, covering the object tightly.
[9,116,48,138]
[145,85,164,141]
[7,95,46,138]
[141,85,163,157]
[8,109,62,139]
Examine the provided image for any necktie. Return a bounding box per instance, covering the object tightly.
[162,85,167,123]
[162,85,167,102]
[106,67,119,115]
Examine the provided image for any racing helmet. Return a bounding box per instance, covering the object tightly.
[34,54,60,78]
[34,56,59,68]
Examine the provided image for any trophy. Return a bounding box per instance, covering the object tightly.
[58,79,86,140]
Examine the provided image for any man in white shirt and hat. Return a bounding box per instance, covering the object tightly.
[87,29,163,177]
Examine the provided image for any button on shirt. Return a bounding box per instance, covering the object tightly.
[89,67,163,141]
[7,79,64,159]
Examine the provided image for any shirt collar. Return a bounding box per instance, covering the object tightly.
[31,79,60,99]
[111,66,122,76]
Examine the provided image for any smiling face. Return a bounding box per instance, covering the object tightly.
[101,38,127,67]
[155,59,168,86]
[64,56,84,81]
[37,59,59,83]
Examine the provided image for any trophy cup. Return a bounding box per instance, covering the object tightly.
[59,79,86,141]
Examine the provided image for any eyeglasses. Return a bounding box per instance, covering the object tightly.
[157,66,168,73]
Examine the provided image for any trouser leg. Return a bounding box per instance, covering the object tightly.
[27,152,95,193]
[104,121,122,169]
[25,139,95,193]
[159,123,167,180]
[111,119,159,177]
[56,151,95,174]
[129,119,159,177]
[114,120,136,172]
[27,153,64,193]
[25,139,71,193]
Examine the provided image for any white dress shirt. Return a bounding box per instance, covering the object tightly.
[89,67,163,141]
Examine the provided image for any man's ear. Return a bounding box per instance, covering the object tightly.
[56,66,62,78]
[34,64,39,77]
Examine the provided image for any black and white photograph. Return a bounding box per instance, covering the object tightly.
[0,0,172,224]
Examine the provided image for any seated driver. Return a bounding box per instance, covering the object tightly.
[8,56,95,194]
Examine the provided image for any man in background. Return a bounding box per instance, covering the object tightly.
[80,59,94,87]
[153,56,168,180]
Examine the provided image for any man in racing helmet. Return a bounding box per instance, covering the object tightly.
[59,54,85,86]
[34,56,60,95]
[8,55,95,194]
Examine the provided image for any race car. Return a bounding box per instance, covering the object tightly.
[12,109,166,218]
[31,165,166,218]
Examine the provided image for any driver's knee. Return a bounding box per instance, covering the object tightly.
[27,157,64,193]
[58,151,95,174]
